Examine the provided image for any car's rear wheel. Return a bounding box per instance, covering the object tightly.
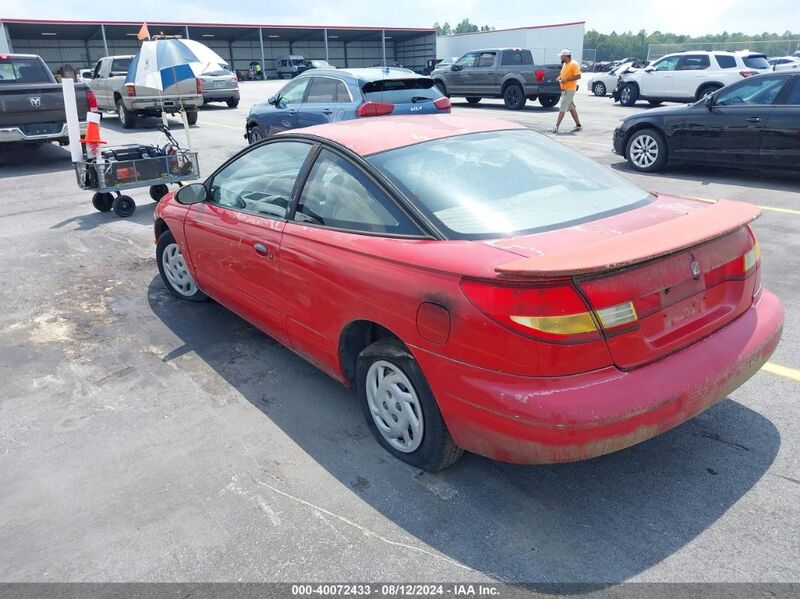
[619,83,639,106]
[116,99,136,129]
[247,125,267,144]
[186,109,198,125]
[592,81,607,96]
[227,97,239,108]
[626,128,667,172]
[503,83,526,110]
[465,96,481,104]
[648,100,664,106]
[357,338,462,472]
[538,94,559,108]
[92,192,113,212]
[156,230,209,302]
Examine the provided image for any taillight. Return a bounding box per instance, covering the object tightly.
[739,70,758,77]
[86,89,98,112]
[357,101,395,117]
[196,79,203,93]
[434,97,451,111]
[460,280,603,343]
[124,83,136,97]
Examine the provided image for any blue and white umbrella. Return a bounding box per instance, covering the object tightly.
[125,39,226,91]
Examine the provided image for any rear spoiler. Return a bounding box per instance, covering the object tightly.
[495,199,761,278]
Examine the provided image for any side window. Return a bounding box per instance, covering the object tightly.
[716,77,787,106]
[110,58,130,75]
[677,55,710,71]
[779,79,800,105]
[305,77,349,103]
[456,53,477,68]
[209,141,312,219]
[278,78,310,106]
[501,51,526,66]
[295,149,420,235]
[653,56,680,71]
[93,60,103,78]
[716,55,737,69]
[475,52,496,68]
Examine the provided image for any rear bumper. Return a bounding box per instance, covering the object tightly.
[0,121,87,144]
[413,289,783,464]
[128,95,203,113]
[202,89,240,101]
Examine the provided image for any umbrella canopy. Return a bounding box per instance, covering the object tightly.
[125,39,227,91]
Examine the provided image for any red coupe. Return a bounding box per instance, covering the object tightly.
[153,115,783,471]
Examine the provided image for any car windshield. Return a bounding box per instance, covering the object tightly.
[743,55,770,69]
[0,58,51,84]
[367,130,653,240]
[362,78,443,103]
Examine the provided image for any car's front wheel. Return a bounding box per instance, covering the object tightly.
[156,230,209,302]
[357,338,462,471]
[592,81,607,96]
[619,83,639,106]
[116,99,136,129]
[247,124,267,144]
[626,128,667,172]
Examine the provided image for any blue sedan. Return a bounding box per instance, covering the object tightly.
[244,68,452,143]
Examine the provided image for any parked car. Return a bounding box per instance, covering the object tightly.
[309,59,335,69]
[588,61,637,96]
[153,114,782,471]
[431,48,562,109]
[614,51,772,106]
[0,53,94,147]
[77,68,94,83]
[276,55,312,79]
[430,57,458,73]
[768,56,800,71]
[244,68,450,143]
[88,55,202,127]
[613,71,799,172]
[199,64,240,108]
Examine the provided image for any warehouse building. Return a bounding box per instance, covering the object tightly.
[436,21,585,64]
[0,18,436,77]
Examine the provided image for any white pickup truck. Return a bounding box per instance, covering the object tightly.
[86,55,202,128]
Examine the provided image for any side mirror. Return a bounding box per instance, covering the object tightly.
[175,183,208,205]
[83,73,93,79]
[451,64,461,71]
[268,95,277,106]
[704,94,715,109]
[644,65,655,72]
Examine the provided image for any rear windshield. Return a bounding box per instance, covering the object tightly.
[744,55,770,69]
[368,130,653,240]
[0,58,51,84]
[111,58,131,74]
[362,78,442,104]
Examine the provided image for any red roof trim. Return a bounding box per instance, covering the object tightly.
[0,18,435,32]
[440,21,585,37]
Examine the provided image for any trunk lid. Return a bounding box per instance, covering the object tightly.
[492,197,762,369]
[0,83,90,127]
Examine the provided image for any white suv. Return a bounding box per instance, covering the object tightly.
[615,51,771,106]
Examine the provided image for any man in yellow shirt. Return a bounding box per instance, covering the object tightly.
[553,49,582,133]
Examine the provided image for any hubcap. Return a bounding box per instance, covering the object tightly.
[594,83,604,94]
[365,360,424,453]
[621,88,631,103]
[630,134,659,168]
[249,128,262,143]
[162,242,198,296]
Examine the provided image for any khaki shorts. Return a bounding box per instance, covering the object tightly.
[559,90,576,112]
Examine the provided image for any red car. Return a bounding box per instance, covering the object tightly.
[153,115,783,471]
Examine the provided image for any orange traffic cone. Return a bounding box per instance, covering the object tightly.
[81,111,106,160]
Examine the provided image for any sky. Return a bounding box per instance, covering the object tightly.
[1,0,798,36]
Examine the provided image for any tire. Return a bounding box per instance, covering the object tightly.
[434,80,448,97]
[625,128,668,172]
[538,94,559,108]
[592,81,607,96]
[619,84,639,107]
[648,100,664,106]
[186,110,198,125]
[112,194,136,217]
[503,83,526,110]
[226,97,240,108]
[357,338,463,472]
[92,192,113,212]
[156,230,209,302]
[696,83,723,101]
[116,99,136,129]
[149,184,169,202]
[247,125,267,144]
[465,96,481,104]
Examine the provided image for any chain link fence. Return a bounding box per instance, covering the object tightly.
[648,40,800,60]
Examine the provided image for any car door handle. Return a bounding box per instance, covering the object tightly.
[288,109,297,115]
[253,242,272,258]
[321,108,333,115]
[746,116,762,123]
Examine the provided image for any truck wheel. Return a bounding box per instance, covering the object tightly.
[538,95,559,108]
[619,84,639,107]
[592,81,607,96]
[465,97,481,105]
[112,195,136,218]
[503,84,526,110]
[92,192,113,212]
[434,80,448,97]
[357,338,463,472]
[626,128,667,172]
[226,98,240,108]
[149,185,169,202]
[116,99,136,129]
[186,110,198,125]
